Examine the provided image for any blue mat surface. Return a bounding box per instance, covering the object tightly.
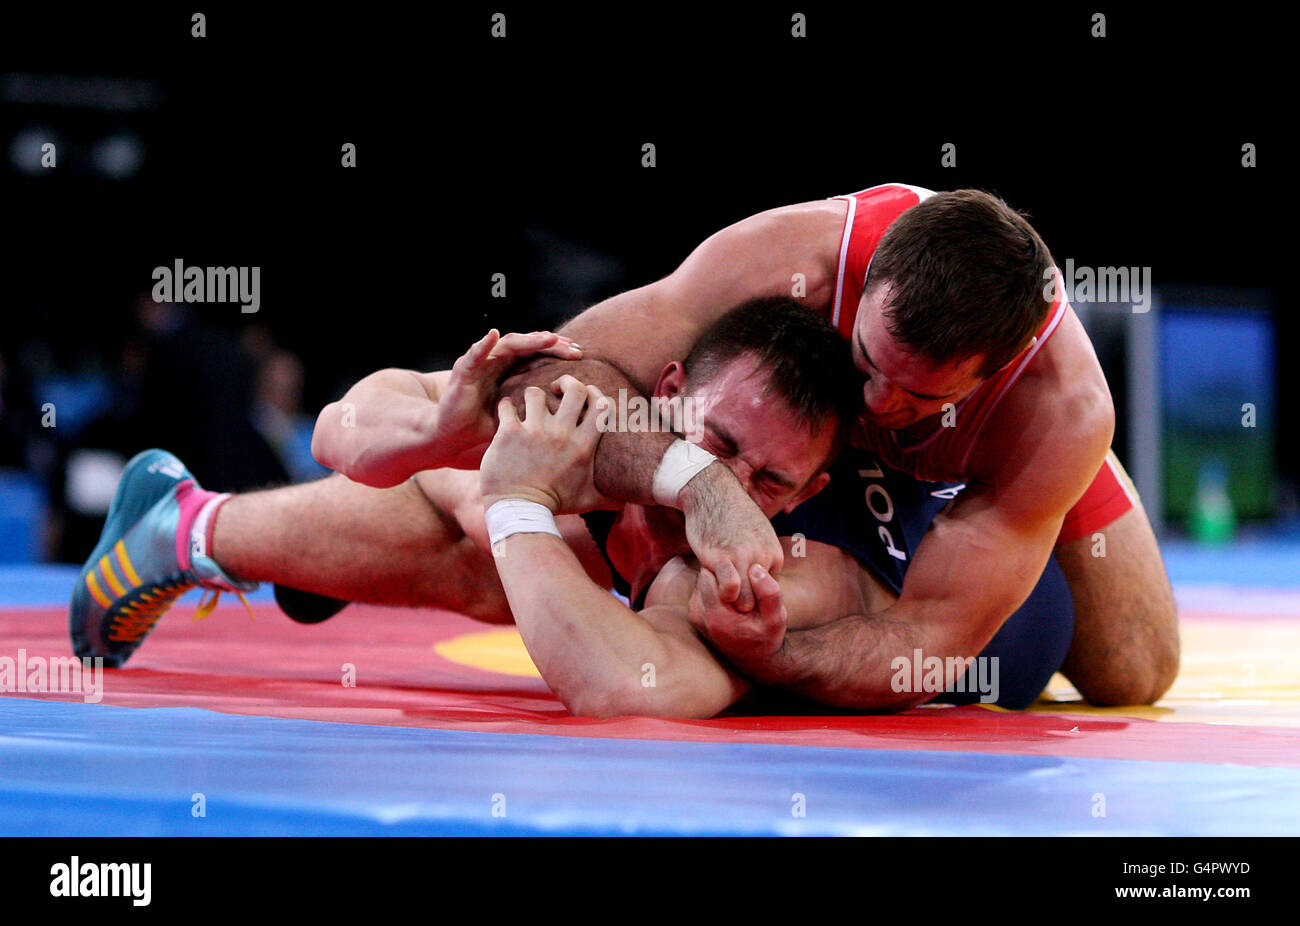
[4,698,1299,836]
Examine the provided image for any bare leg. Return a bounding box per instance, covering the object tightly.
[1054,499,1180,706]
[209,471,609,623]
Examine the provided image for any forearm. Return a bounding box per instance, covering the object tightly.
[747,491,1064,709]
[312,369,441,487]
[500,355,725,508]
[745,578,1023,710]
[769,611,923,710]
[736,601,985,711]
[493,533,709,717]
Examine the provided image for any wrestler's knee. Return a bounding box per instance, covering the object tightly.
[1070,603,1180,707]
[1057,509,1181,706]
[1139,599,1181,703]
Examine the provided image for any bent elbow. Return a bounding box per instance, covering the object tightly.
[310,406,340,470]
[563,679,717,720]
[562,686,629,719]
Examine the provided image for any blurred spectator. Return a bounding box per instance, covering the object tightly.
[0,349,56,563]
[127,294,289,491]
[45,293,292,563]
[251,348,330,483]
[0,350,42,469]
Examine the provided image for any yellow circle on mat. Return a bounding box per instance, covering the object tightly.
[434,628,542,678]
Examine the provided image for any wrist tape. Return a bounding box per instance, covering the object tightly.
[651,439,718,507]
[484,499,562,548]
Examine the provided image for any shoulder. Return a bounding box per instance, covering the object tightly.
[699,198,847,252]
[966,323,1114,517]
[679,198,848,306]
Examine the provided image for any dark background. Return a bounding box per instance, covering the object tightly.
[0,6,1291,557]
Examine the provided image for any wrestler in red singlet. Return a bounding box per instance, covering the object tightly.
[823,182,1136,544]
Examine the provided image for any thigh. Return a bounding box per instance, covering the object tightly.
[1054,501,1180,705]
[413,469,613,593]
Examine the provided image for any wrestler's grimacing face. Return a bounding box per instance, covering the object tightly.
[852,282,987,430]
[658,355,835,518]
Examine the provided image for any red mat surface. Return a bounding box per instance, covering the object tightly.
[4,600,1299,768]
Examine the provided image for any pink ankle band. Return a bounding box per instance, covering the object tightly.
[174,481,227,570]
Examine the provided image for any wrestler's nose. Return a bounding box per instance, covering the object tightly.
[862,377,904,416]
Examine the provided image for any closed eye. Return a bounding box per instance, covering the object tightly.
[759,470,796,492]
[856,331,955,402]
[705,425,739,458]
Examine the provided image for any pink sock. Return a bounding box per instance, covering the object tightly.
[173,481,230,570]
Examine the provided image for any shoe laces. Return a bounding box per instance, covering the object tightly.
[192,588,257,623]
[110,580,255,645]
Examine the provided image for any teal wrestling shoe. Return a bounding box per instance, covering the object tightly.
[69,449,258,667]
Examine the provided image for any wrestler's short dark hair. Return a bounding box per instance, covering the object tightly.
[866,189,1055,377]
[683,297,861,446]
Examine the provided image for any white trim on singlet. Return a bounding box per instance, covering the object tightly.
[830,194,858,330]
[886,182,937,203]
[956,276,1070,473]
[1105,452,1140,507]
[835,182,937,202]
[827,183,936,329]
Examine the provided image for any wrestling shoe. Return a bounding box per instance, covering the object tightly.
[70,448,259,667]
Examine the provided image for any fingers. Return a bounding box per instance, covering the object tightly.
[732,575,756,613]
[453,329,500,374]
[767,542,785,577]
[712,558,743,608]
[688,567,717,624]
[488,331,580,366]
[695,566,721,605]
[548,375,610,437]
[496,395,520,427]
[522,385,548,422]
[750,565,786,624]
[580,386,610,455]
[581,385,609,432]
[693,565,783,653]
[551,374,590,428]
[537,340,585,360]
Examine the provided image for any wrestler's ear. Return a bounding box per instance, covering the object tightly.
[654,361,687,399]
[784,471,831,513]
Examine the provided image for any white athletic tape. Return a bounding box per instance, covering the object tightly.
[651,439,718,507]
[485,498,562,548]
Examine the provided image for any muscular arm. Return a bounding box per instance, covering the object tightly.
[492,534,750,718]
[312,368,449,487]
[311,330,580,487]
[772,498,1058,709]
[736,386,1115,710]
[500,202,840,505]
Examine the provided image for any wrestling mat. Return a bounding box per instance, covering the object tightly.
[2,564,1298,836]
